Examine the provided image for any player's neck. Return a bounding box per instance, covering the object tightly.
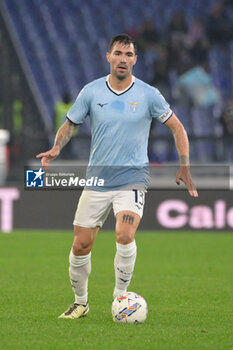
[108,74,133,92]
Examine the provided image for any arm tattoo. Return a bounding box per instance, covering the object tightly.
[122,214,134,225]
[54,120,76,150]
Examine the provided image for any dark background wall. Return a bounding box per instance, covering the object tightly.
[5,188,233,231]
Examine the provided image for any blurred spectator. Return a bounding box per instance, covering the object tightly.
[125,27,139,40]
[167,34,194,75]
[54,93,73,132]
[12,100,23,136]
[177,65,221,108]
[205,1,233,45]
[167,11,187,42]
[151,47,171,98]
[54,92,91,160]
[137,18,160,51]
[136,18,161,82]
[220,97,233,160]
[189,38,209,67]
[188,17,205,45]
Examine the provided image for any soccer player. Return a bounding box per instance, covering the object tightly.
[36,34,198,319]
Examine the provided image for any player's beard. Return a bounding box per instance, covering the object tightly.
[115,69,130,81]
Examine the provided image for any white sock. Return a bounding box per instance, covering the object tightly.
[69,250,91,305]
[113,241,137,299]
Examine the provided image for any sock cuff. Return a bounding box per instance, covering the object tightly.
[69,250,91,267]
[116,240,137,257]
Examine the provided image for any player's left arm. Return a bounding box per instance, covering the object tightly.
[164,113,198,197]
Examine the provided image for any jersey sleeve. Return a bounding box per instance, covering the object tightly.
[149,87,173,123]
[67,86,91,125]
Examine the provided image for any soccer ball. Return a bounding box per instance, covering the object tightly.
[111,291,148,324]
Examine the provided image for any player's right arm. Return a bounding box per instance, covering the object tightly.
[36,119,76,170]
[37,84,90,169]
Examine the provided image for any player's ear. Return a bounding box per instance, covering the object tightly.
[106,52,111,63]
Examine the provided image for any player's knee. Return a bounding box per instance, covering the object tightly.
[116,228,135,245]
[72,239,92,255]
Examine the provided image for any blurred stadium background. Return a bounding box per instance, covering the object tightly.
[0,0,233,232]
[1,3,232,349]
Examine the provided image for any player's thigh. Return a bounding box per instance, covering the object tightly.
[113,190,146,244]
[72,225,99,256]
[73,190,112,228]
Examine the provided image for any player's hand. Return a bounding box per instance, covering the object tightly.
[176,165,198,197]
[36,146,60,171]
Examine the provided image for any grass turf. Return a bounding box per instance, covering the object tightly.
[0,230,232,350]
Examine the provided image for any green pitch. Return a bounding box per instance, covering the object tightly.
[0,231,232,350]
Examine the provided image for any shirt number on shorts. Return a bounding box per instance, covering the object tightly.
[133,190,144,210]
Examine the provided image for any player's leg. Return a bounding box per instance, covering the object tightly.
[115,210,140,244]
[59,225,98,319]
[59,190,111,319]
[112,190,145,298]
[70,225,99,304]
[113,210,140,298]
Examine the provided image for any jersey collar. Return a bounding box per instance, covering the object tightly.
[106,75,135,96]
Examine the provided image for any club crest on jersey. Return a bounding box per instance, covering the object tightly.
[128,101,141,112]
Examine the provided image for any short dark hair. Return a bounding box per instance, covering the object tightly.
[108,33,137,54]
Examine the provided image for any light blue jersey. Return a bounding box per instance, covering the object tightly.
[67,76,172,190]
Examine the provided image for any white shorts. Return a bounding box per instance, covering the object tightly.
[73,189,146,228]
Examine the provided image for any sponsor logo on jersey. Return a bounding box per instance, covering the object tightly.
[97,103,108,108]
